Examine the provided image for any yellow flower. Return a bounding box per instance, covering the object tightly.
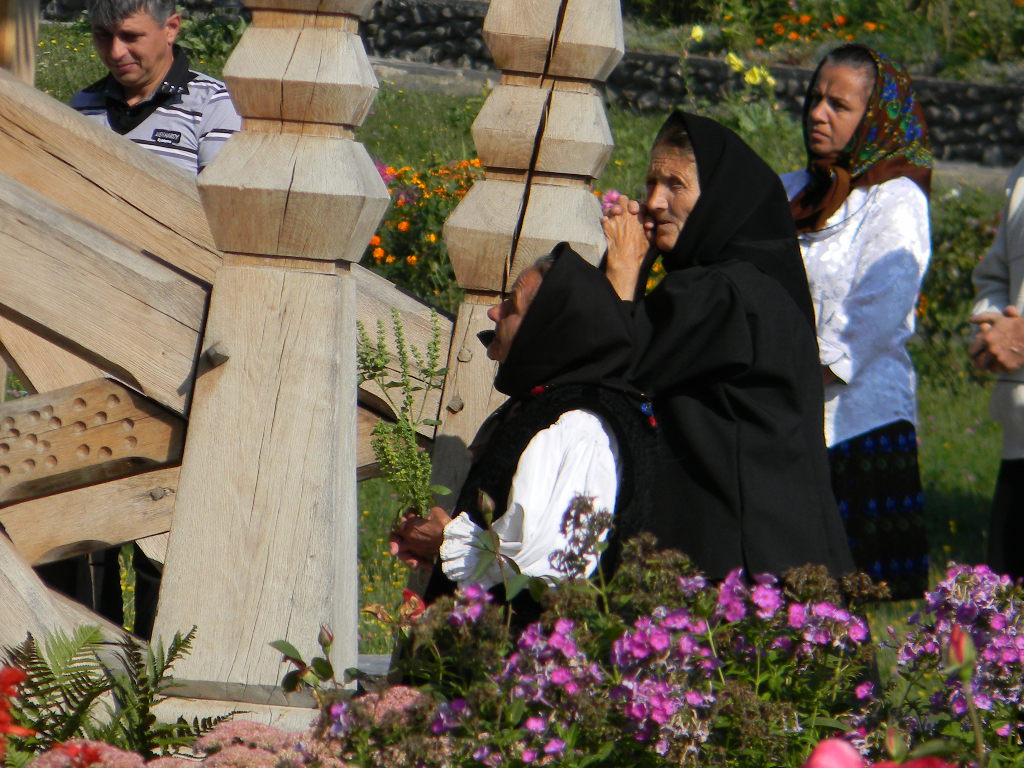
[744,67,764,86]
[426,233,437,243]
[725,52,745,72]
[406,255,418,265]
[690,25,705,42]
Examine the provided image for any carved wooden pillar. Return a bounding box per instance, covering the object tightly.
[152,0,388,721]
[434,0,623,495]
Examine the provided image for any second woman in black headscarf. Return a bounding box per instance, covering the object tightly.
[603,111,854,580]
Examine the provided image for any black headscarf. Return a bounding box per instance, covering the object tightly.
[647,111,814,327]
[494,243,635,400]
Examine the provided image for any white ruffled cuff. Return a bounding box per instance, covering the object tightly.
[439,512,503,589]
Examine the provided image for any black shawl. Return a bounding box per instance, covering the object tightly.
[628,112,854,580]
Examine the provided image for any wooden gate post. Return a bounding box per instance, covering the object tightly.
[434,0,623,494]
[152,0,387,721]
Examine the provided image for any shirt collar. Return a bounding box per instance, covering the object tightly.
[88,45,196,105]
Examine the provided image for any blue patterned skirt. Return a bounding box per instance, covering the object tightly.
[828,420,929,600]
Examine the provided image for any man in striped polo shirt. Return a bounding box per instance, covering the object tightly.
[70,0,240,174]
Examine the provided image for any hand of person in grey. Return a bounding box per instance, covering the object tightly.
[602,196,651,301]
[970,306,1024,373]
[389,506,452,570]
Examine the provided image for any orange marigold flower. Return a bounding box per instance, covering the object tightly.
[426,233,437,243]
[799,13,811,24]
[396,199,406,207]
[863,21,878,30]
[369,235,381,247]
[372,247,385,260]
[834,14,848,25]
[406,255,418,265]
[773,22,785,35]
[788,30,800,39]
[845,33,854,39]
[756,36,765,45]
[822,21,831,29]
[385,255,395,264]
[397,220,410,232]
[471,158,481,167]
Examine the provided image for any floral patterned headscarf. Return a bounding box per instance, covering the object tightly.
[790,45,933,233]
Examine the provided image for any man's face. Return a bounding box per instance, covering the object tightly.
[485,267,543,363]
[645,146,701,252]
[93,10,181,103]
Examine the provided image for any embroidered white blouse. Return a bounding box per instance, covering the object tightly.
[439,409,620,591]
[781,171,931,447]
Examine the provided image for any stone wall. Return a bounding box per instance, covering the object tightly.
[360,0,1024,167]
[47,0,1023,166]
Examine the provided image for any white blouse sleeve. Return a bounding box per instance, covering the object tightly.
[439,409,620,590]
[821,179,930,385]
[972,160,1024,317]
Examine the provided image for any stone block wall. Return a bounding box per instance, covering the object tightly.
[47,0,1023,166]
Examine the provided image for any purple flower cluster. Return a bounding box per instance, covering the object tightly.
[430,698,469,735]
[610,608,716,754]
[448,583,493,628]
[786,598,871,656]
[496,619,602,764]
[894,564,1024,734]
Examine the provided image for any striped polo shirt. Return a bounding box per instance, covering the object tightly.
[70,46,240,174]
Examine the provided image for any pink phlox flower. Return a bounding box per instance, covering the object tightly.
[543,738,566,756]
[524,716,546,734]
[854,681,875,700]
[788,602,808,629]
[752,583,783,619]
[801,737,865,768]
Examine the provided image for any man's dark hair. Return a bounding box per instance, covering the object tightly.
[88,0,176,27]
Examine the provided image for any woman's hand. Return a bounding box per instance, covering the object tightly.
[602,196,651,301]
[389,506,452,570]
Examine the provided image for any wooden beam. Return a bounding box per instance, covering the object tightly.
[49,588,134,641]
[0,466,179,566]
[0,379,184,507]
[0,175,207,415]
[0,0,37,86]
[0,318,104,396]
[154,264,358,706]
[0,69,221,285]
[0,530,72,647]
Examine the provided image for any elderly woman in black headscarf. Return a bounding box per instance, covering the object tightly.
[602,111,853,580]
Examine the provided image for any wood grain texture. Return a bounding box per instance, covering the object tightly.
[0,379,183,507]
[508,183,604,284]
[225,26,378,125]
[0,176,207,414]
[49,588,127,641]
[482,0,561,75]
[0,0,37,85]
[471,84,546,171]
[0,318,104,395]
[0,70,221,285]
[429,299,505,506]
[153,265,357,706]
[0,466,178,565]
[443,178,523,292]
[154,696,319,732]
[0,530,71,647]
[198,134,389,261]
[549,0,624,81]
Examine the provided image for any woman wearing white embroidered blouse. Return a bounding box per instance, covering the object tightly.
[781,44,932,600]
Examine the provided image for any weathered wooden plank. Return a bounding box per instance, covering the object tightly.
[429,299,506,504]
[0,175,207,414]
[0,379,184,506]
[0,466,179,565]
[154,265,357,706]
[0,0,37,85]
[0,318,104,395]
[0,69,221,284]
[0,531,71,647]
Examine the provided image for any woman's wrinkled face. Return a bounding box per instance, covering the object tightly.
[806,63,873,158]
[645,146,701,252]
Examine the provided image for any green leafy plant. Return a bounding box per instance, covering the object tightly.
[357,309,449,520]
[3,626,230,763]
[270,626,338,707]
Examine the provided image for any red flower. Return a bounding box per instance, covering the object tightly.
[58,741,104,768]
[401,589,426,621]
